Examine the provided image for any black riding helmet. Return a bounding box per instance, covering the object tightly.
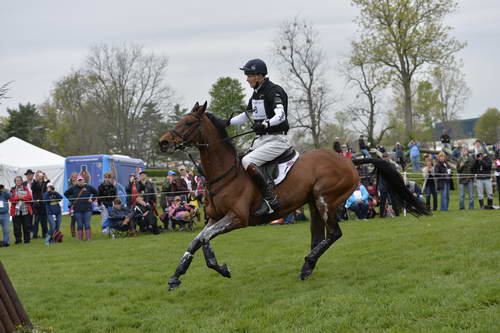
[240,59,267,76]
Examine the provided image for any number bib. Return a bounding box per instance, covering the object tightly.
[252,99,266,120]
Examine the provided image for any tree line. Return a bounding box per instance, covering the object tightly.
[1,0,498,165]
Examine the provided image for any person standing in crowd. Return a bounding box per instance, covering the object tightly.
[160,171,180,212]
[178,165,195,201]
[97,172,117,228]
[440,129,451,152]
[22,169,35,235]
[64,174,97,241]
[137,171,157,206]
[0,185,11,247]
[9,176,33,244]
[346,181,369,220]
[333,137,341,153]
[451,143,461,160]
[495,150,500,206]
[68,173,78,237]
[341,144,352,159]
[43,183,63,245]
[408,140,421,173]
[457,149,475,210]
[422,158,438,211]
[31,170,50,239]
[434,152,452,211]
[472,152,493,209]
[393,142,406,171]
[192,170,206,207]
[473,139,486,156]
[358,135,369,158]
[378,152,400,217]
[125,174,139,208]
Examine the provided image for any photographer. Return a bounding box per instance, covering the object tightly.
[472,152,493,208]
[457,149,475,210]
[0,184,11,247]
[31,170,50,239]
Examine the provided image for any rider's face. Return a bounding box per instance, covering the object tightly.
[246,74,264,89]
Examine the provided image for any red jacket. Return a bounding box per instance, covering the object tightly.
[9,185,33,216]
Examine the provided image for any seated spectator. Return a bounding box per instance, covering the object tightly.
[346,181,369,220]
[43,183,63,245]
[405,180,423,201]
[108,198,135,235]
[168,196,195,231]
[134,195,160,234]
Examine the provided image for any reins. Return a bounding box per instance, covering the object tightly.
[168,112,248,197]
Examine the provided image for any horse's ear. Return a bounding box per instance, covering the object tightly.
[201,101,207,112]
[190,102,200,113]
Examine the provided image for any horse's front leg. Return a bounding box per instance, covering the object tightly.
[167,212,241,291]
[167,236,203,291]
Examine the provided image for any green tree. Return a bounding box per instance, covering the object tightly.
[4,103,47,147]
[351,0,465,139]
[474,108,500,144]
[209,77,246,120]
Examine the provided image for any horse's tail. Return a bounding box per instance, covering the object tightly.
[352,158,431,217]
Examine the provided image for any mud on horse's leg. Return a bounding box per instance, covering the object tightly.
[300,197,343,280]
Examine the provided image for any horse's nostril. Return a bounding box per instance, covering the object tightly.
[159,141,169,152]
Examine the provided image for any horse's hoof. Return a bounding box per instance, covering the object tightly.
[167,277,182,291]
[299,270,312,280]
[220,264,231,278]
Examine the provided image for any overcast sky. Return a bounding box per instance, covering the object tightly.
[1,0,499,120]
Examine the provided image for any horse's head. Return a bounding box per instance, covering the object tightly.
[159,101,207,153]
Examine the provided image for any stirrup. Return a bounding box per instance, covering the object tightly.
[253,199,274,216]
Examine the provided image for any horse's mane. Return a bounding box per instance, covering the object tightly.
[203,112,237,153]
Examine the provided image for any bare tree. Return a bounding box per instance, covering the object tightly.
[431,59,470,123]
[340,48,391,145]
[272,17,335,148]
[85,44,171,156]
[0,81,13,104]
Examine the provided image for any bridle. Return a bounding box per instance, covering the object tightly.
[166,112,241,197]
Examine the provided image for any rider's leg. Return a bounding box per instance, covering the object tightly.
[245,161,279,216]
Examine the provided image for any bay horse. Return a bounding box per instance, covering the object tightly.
[159,102,429,291]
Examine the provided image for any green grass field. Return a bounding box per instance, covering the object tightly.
[1,206,499,332]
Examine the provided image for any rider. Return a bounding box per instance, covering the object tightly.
[226,58,291,216]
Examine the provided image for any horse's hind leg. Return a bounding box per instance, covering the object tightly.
[202,242,231,278]
[300,196,342,280]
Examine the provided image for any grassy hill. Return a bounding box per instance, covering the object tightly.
[1,209,499,332]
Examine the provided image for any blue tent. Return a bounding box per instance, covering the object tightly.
[63,154,145,211]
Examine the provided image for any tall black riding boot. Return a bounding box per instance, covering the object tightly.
[487,199,493,208]
[247,164,279,216]
[478,199,484,209]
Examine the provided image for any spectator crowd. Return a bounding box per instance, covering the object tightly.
[1,130,499,248]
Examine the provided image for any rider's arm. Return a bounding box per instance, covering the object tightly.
[228,112,247,126]
[267,104,285,127]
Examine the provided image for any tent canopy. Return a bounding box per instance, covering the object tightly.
[0,137,65,191]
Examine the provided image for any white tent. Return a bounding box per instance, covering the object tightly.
[0,137,65,193]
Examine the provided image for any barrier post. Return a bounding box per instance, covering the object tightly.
[403,171,407,217]
[0,261,32,332]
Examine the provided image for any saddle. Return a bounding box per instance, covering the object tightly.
[261,148,299,185]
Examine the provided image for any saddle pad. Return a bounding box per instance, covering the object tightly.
[274,152,300,185]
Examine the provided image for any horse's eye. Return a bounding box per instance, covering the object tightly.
[185,121,194,127]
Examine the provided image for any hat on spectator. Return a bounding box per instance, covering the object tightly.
[341,144,347,148]
[139,170,147,175]
[76,174,84,180]
[382,152,389,158]
[24,169,34,175]
[47,183,55,189]
[167,171,176,176]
